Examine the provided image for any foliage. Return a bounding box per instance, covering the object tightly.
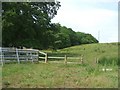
[53,24,98,49]
[2,2,98,50]
[76,32,99,44]
[2,2,61,49]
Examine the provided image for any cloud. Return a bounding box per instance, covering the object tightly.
[58,0,119,3]
[108,36,118,43]
[52,7,117,29]
[79,0,118,3]
[52,0,118,43]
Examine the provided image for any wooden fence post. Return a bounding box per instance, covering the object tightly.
[31,58,34,63]
[1,51,3,66]
[30,52,34,63]
[95,57,98,64]
[81,55,83,64]
[30,52,33,62]
[26,51,28,61]
[16,48,20,64]
[2,52,5,65]
[37,51,39,61]
[1,56,3,66]
[64,55,67,64]
[45,53,48,63]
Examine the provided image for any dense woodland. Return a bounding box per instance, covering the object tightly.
[2,2,98,50]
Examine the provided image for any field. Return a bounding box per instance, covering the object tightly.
[2,43,118,88]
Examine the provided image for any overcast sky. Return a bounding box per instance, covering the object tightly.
[51,0,118,43]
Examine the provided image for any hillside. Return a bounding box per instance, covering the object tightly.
[43,43,118,65]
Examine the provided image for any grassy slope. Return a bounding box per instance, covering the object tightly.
[43,43,118,65]
[2,43,118,88]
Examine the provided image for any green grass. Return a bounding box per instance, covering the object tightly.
[2,43,118,88]
[2,63,118,88]
[43,43,118,65]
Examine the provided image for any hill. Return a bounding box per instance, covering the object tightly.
[43,42,118,65]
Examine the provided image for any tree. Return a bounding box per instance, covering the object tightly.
[76,32,98,44]
[2,2,98,50]
[2,2,61,49]
[53,24,98,49]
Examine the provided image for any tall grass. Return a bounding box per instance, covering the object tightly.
[2,63,118,88]
[98,57,118,66]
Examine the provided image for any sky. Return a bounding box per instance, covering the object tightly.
[51,0,118,43]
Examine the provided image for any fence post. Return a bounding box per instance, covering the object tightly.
[45,53,48,63]
[37,51,39,61]
[31,58,34,63]
[0,49,3,66]
[64,55,67,64]
[26,51,28,61]
[81,55,83,64]
[30,52,32,60]
[30,52,34,63]
[2,52,5,65]
[1,55,3,66]
[16,48,20,64]
[95,57,98,64]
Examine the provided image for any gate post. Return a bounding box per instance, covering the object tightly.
[16,48,20,64]
[64,55,67,64]
[81,55,83,64]
[45,53,48,63]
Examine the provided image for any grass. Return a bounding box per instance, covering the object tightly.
[43,43,118,65]
[2,63,118,88]
[2,43,118,88]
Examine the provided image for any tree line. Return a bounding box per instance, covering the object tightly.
[2,2,98,50]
